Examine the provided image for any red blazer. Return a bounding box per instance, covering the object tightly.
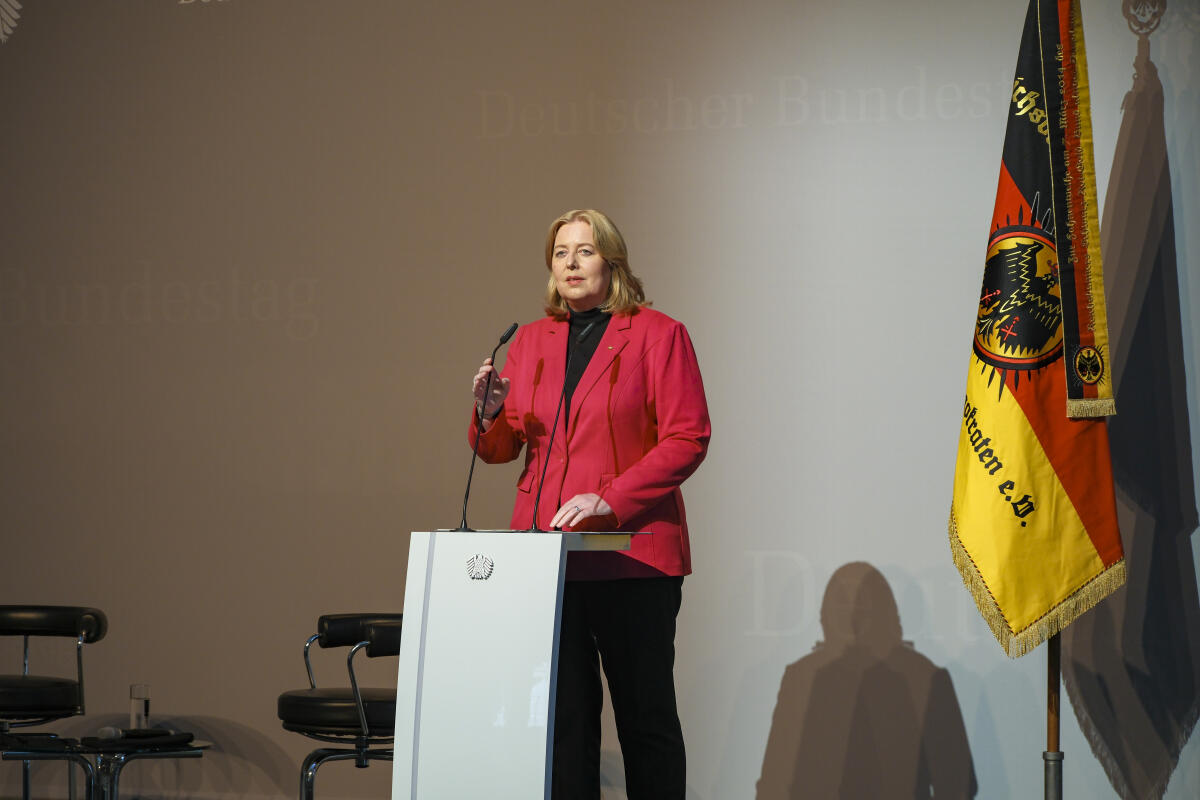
[469,308,711,579]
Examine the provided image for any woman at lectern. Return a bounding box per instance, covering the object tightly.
[468,208,710,799]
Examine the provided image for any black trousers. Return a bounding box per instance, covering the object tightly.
[551,576,686,800]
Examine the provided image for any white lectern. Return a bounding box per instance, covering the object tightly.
[391,531,630,800]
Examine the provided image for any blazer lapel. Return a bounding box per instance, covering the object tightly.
[566,313,631,437]
[542,318,569,412]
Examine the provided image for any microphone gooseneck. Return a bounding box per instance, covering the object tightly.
[528,320,597,532]
[456,322,519,531]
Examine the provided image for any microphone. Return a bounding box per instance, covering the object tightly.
[497,322,519,346]
[528,321,596,532]
[456,322,519,531]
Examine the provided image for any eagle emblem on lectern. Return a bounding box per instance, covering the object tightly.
[466,554,494,580]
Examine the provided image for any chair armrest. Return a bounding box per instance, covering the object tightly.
[364,621,403,658]
[317,614,403,648]
[0,607,107,643]
[345,620,403,737]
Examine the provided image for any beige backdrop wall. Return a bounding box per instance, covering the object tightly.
[2,1,1197,798]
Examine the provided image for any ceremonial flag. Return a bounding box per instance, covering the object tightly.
[949,0,1125,657]
[1062,12,1200,798]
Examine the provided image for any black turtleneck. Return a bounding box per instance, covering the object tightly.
[563,307,611,418]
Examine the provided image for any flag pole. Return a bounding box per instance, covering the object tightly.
[1044,632,1063,800]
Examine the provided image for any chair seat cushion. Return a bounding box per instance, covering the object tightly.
[278,688,396,735]
[0,675,81,718]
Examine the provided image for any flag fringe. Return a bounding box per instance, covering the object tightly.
[1065,665,1199,800]
[948,507,1126,657]
[1067,397,1116,418]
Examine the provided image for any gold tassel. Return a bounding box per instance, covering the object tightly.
[1067,397,1116,418]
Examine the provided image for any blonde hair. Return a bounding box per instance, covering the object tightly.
[543,209,648,319]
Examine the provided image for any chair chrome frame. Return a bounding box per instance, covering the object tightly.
[278,614,402,800]
[0,606,107,800]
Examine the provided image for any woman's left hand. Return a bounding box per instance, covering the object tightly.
[551,493,613,530]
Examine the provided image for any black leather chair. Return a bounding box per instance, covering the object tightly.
[277,613,403,800]
[0,606,108,799]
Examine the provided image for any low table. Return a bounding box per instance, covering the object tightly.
[1,732,209,800]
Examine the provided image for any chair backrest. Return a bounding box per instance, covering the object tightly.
[0,606,107,727]
[363,621,402,658]
[317,614,402,652]
[0,607,108,644]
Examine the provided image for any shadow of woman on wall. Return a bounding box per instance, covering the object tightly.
[755,562,976,799]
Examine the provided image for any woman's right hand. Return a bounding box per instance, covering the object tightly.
[472,357,511,426]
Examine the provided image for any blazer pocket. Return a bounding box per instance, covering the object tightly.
[517,466,535,494]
